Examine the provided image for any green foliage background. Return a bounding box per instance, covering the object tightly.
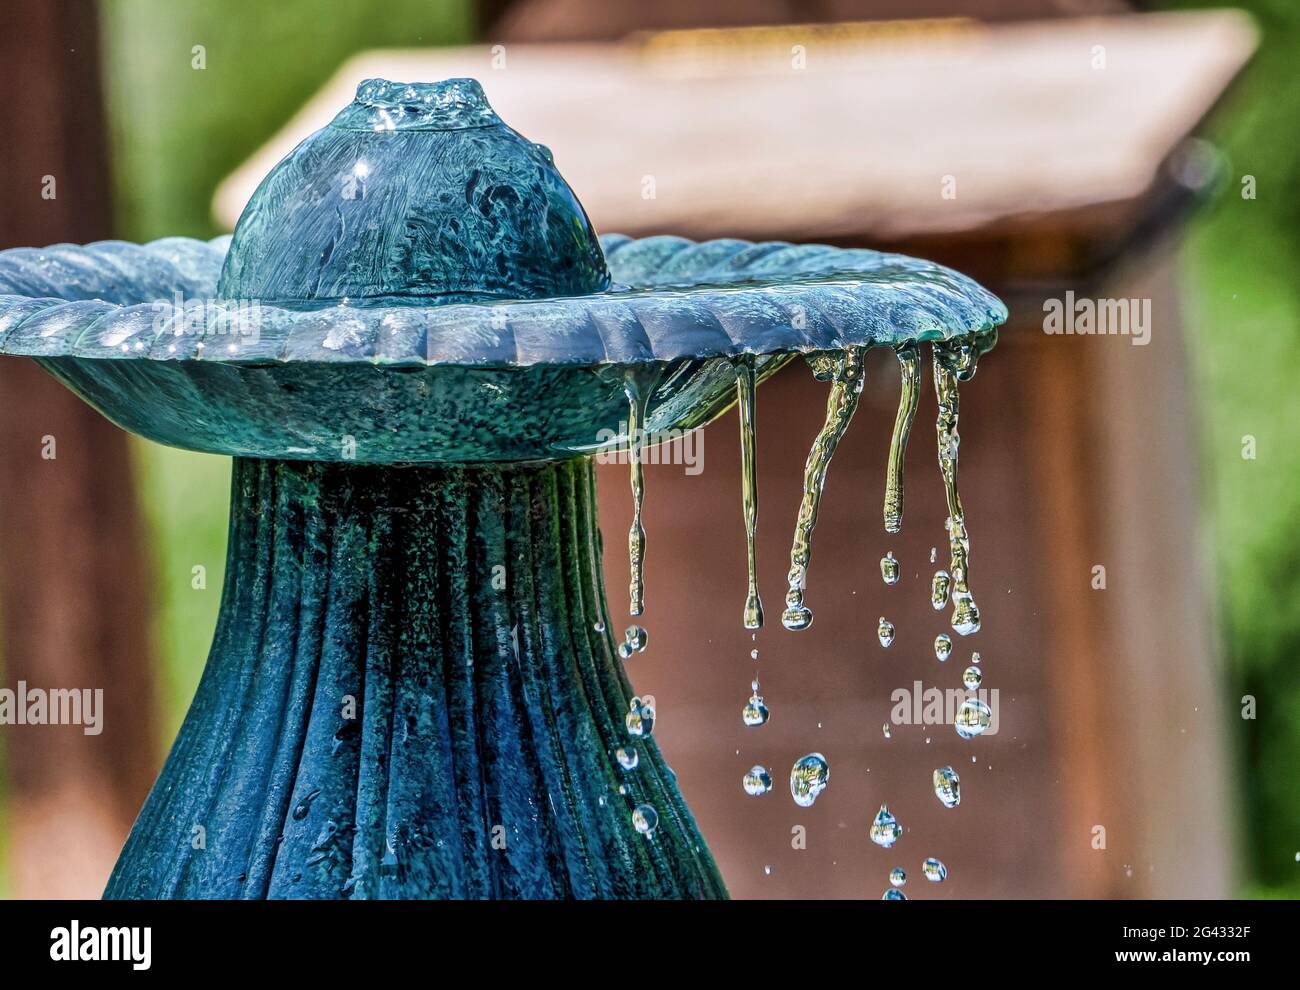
[1158,0,1300,896]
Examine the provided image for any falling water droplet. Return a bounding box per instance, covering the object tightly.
[734,358,765,630]
[933,766,961,808]
[631,804,658,837]
[625,695,656,738]
[931,570,951,610]
[889,867,907,887]
[880,551,900,585]
[922,857,948,882]
[743,765,773,796]
[882,888,908,900]
[782,349,867,631]
[882,722,892,739]
[742,691,770,727]
[878,617,895,647]
[971,651,981,665]
[870,804,903,847]
[955,697,992,739]
[616,746,639,771]
[962,665,983,690]
[750,648,759,660]
[933,344,982,637]
[930,547,937,564]
[883,344,922,533]
[790,753,830,808]
[934,633,952,662]
[625,625,647,652]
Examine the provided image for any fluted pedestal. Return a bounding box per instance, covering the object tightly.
[106,457,724,899]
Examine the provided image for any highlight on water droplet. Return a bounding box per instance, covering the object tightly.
[880,551,900,585]
[933,765,961,808]
[934,633,952,662]
[955,697,992,739]
[962,665,983,690]
[742,690,770,727]
[616,745,639,771]
[790,753,830,808]
[931,570,951,610]
[922,857,948,883]
[743,765,774,796]
[889,867,907,887]
[625,695,656,738]
[870,804,903,848]
[631,804,658,837]
[878,617,895,648]
[882,888,908,900]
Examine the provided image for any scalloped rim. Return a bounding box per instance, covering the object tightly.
[0,235,1007,368]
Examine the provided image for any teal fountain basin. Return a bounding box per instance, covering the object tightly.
[0,79,1005,899]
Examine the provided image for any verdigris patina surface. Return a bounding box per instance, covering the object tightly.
[0,78,1005,899]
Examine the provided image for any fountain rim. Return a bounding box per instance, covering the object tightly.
[0,233,1007,369]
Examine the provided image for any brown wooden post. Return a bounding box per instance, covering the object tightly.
[0,0,158,898]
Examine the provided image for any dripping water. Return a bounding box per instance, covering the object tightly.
[884,344,922,534]
[782,348,867,631]
[734,357,764,629]
[624,367,663,617]
[933,342,982,636]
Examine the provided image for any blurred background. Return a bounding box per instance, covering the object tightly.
[0,0,1296,899]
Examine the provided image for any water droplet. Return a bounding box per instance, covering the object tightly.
[593,620,605,633]
[962,665,983,690]
[933,766,961,808]
[889,867,907,887]
[625,695,656,737]
[625,625,647,652]
[922,857,947,882]
[618,641,634,660]
[870,804,903,847]
[930,547,937,564]
[955,697,992,738]
[880,551,900,585]
[764,864,773,876]
[742,692,770,727]
[882,722,892,739]
[616,746,639,771]
[934,633,952,662]
[951,591,982,636]
[750,648,759,660]
[631,804,658,837]
[882,888,907,900]
[743,765,773,796]
[790,753,830,808]
[931,570,951,610]
[877,617,895,647]
[971,651,981,665]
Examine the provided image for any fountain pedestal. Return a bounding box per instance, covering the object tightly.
[105,456,724,899]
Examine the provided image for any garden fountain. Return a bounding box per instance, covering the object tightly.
[0,78,1005,899]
